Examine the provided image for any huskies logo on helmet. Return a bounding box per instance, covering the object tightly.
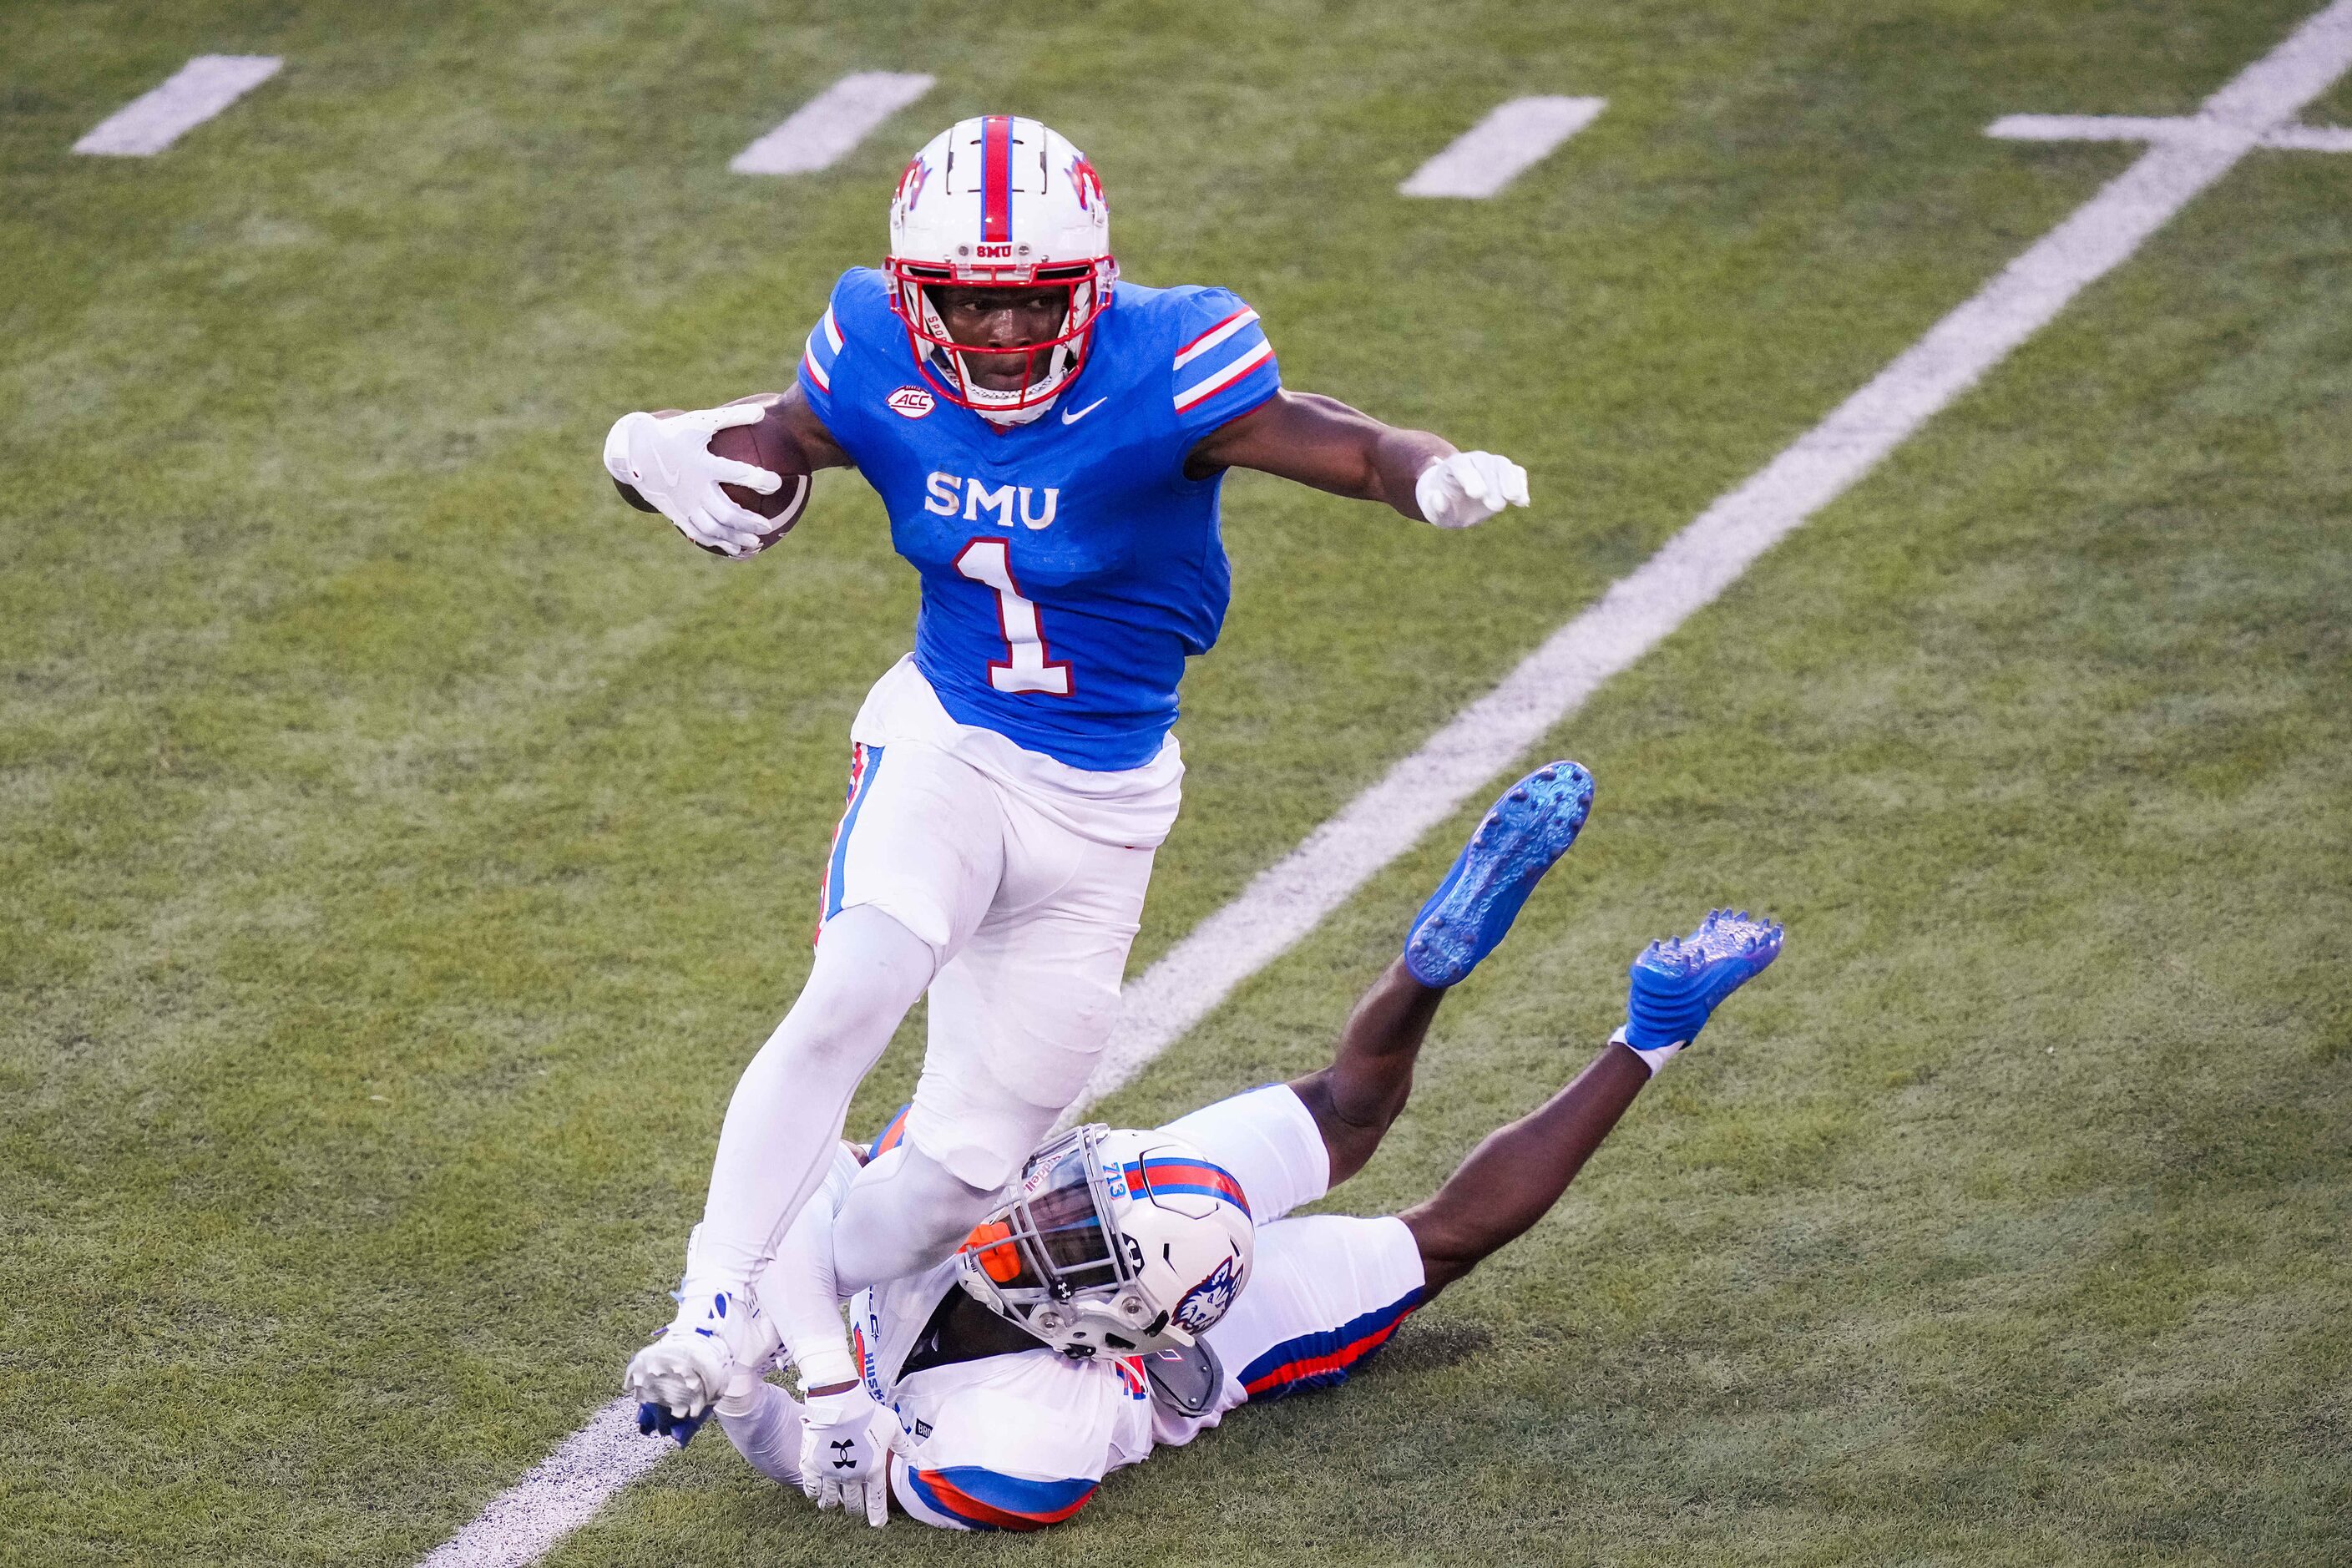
[1171,1254,1243,1334]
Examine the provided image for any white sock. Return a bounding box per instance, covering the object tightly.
[685,905,938,1300]
[1611,1023,1685,1077]
[830,1142,999,1294]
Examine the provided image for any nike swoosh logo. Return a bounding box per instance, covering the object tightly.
[1060,397,1108,425]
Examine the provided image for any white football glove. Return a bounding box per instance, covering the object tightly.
[799,1385,918,1528]
[625,1280,777,1445]
[1414,450,1530,529]
[602,403,781,559]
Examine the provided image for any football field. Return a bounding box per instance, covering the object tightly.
[4,1,2349,1563]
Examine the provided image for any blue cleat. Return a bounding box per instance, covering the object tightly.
[1624,909,1784,1050]
[1404,761,1596,988]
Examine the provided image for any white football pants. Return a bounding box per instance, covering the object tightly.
[822,736,1156,1290]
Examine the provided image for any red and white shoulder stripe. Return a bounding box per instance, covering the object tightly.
[1172,304,1277,417]
[801,305,846,393]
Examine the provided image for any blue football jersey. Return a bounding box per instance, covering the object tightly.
[797,268,1281,771]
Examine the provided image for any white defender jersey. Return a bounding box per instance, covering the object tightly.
[838,1085,1428,1532]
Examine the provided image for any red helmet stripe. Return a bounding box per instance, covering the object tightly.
[980,114,1013,242]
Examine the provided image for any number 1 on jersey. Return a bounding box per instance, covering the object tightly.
[954,539,1073,696]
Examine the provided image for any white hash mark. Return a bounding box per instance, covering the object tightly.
[1399,96,1606,198]
[73,55,283,158]
[730,72,936,177]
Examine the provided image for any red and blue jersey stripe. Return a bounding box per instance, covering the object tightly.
[1124,1155,1251,1219]
[904,1465,1096,1531]
[1236,1287,1422,1400]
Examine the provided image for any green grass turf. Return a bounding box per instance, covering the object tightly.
[3,0,2348,1562]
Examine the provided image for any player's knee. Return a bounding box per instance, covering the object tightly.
[1397,1202,1479,1299]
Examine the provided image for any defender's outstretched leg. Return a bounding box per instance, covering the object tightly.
[1403,910,1783,1296]
[1292,761,1595,1187]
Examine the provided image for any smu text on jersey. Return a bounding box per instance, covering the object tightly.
[800,269,1280,771]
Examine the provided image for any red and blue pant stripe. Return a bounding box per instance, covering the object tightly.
[815,741,883,932]
[1237,1287,1423,1400]
[905,1465,1096,1530]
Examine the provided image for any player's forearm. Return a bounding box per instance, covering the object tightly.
[1368,424,1457,518]
[1399,1040,1650,1296]
[716,1379,807,1486]
[1194,390,1453,512]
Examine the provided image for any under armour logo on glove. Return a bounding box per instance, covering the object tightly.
[801,1385,921,1526]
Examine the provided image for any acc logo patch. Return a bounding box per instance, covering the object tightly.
[1171,1255,1243,1334]
[887,385,935,419]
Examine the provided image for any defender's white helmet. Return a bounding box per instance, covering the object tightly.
[885,114,1115,426]
[957,1125,1253,1359]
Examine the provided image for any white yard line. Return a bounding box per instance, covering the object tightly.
[731,72,935,176]
[73,54,282,157]
[2263,122,2352,149]
[1989,112,2352,152]
[416,5,2352,1563]
[1400,95,1606,197]
[416,1403,665,1568]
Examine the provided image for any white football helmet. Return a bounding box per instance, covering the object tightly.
[884,114,1115,425]
[956,1125,1253,1358]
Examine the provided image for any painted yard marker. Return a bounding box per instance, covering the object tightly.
[416,1403,664,1568]
[73,54,282,157]
[731,72,935,176]
[1400,95,1606,197]
[417,5,2352,1563]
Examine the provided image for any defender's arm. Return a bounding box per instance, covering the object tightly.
[1184,389,1528,528]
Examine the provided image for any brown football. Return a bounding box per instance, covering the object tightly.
[707,397,812,536]
[614,399,813,557]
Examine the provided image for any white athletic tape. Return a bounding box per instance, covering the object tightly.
[730,72,935,176]
[416,5,2352,1561]
[73,54,281,157]
[1400,96,1606,198]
